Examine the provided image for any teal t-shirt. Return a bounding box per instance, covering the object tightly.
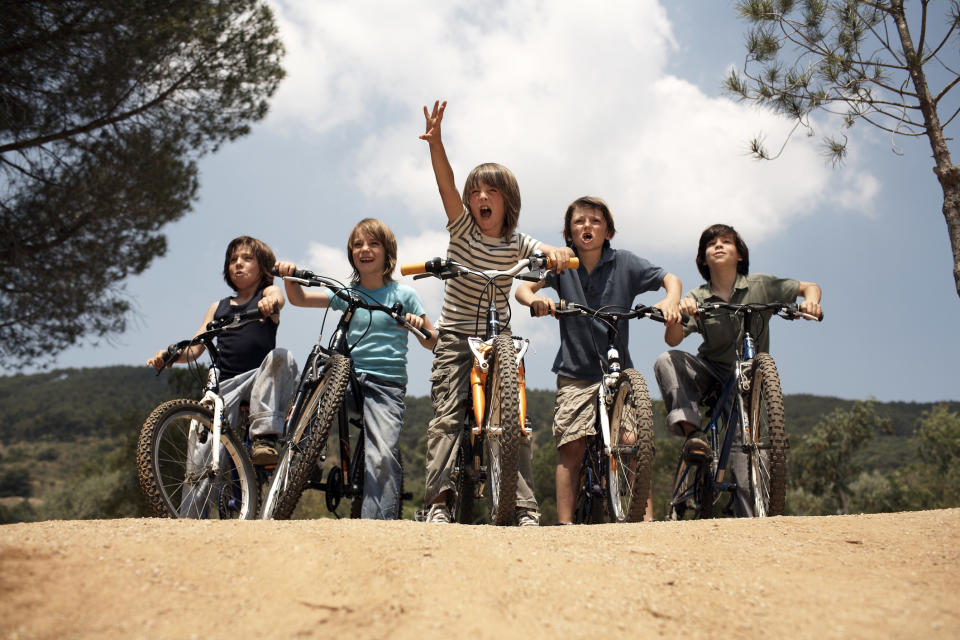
[327,281,426,384]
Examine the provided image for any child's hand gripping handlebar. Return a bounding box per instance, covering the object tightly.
[275,267,431,341]
[400,254,579,279]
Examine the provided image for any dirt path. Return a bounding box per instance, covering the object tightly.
[1,509,958,639]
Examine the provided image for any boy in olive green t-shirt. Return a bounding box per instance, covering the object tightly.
[653,223,822,515]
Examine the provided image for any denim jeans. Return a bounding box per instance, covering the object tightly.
[354,372,406,520]
[179,348,298,518]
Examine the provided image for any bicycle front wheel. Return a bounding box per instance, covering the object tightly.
[485,334,522,526]
[138,399,258,520]
[606,369,655,523]
[262,354,351,520]
[747,353,788,516]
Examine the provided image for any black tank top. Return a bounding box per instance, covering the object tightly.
[214,289,278,380]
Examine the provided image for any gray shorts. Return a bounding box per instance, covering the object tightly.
[552,375,599,448]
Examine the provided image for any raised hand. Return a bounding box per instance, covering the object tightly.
[420,100,447,145]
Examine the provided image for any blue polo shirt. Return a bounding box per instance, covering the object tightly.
[543,243,666,381]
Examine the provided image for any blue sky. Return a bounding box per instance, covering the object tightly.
[30,0,960,402]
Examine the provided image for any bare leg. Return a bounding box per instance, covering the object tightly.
[555,438,586,524]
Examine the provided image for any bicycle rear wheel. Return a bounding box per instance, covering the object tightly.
[485,334,522,526]
[606,369,655,523]
[747,353,788,516]
[667,451,714,521]
[262,354,351,520]
[138,399,258,520]
[452,431,477,524]
[574,439,604,524]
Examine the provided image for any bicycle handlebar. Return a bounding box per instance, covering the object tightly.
[539,300,668,323]
[399,254,579,279]
[277,271,430,341]
[157,308,266,372]
[696,301,823,322]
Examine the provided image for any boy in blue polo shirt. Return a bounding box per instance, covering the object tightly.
[515,196,681,524]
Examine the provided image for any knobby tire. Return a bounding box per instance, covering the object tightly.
[137,398,258,520]
[606,368,655,523]
[486,334,522,526]
[748,353,788,516]
[268,354,351,520]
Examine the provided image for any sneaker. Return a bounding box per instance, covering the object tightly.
[516,508,540,527]
[683,429,712,461]
[425,503,452,524]
[251,435,279,465]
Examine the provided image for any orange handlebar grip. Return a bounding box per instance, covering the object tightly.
[546,256,579,270]
[400,262,427,276]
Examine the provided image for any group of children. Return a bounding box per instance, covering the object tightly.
[149,100,823,524]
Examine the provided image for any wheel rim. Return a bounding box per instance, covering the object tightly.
[154,409,251,519]
[750,369,772,517]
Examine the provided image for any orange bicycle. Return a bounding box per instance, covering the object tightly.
[401,254,575,524]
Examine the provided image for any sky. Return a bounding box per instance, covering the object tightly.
[24,0,960,402]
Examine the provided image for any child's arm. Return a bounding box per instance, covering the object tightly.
[258,284,285,323]
[275,260,331,308]
[420,100,464,223]
[652,272,683,326]
[405,313,439,351]
[797,281,823,318]
[515,280,556,317]
[664,297,697,347]
[146,300,219,369]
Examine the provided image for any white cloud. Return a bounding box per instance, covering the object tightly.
[265,0,879,256]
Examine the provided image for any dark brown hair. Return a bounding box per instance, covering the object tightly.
[222,236,276,291]
[563,196,616,246]
[695,223,749,281]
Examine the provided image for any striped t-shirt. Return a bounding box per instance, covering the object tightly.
[439,208,541,335]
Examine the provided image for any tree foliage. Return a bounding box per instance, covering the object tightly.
[0,0,285,366]
[727,0,960,298]
[791,400,890,513]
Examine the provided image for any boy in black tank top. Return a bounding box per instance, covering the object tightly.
[148,236,298,467]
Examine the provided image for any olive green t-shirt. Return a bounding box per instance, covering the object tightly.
[682,273,800,376]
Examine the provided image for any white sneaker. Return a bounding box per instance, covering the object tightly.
[425,503,452,524]
[516,508,540,527]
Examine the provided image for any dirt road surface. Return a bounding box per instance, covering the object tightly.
[1,509,957,639]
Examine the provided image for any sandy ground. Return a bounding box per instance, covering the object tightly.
[0,509,958,639]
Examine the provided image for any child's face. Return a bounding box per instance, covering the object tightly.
[568,206,612,252]
[351,232,386,282]
[228,244,262,291]
[704,234,742,272]
[468,181,506,237]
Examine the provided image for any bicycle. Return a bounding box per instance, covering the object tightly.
[536,300,660,523]
[668,301,822,520]
[401,253,575,525]
[137,307,267,520]
[259,270,428,520]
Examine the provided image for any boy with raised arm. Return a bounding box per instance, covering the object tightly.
[515,196,682,524]
[419,99,574,525]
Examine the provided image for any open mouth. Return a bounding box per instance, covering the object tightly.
[478,205,492,219]
[582,232,594,242]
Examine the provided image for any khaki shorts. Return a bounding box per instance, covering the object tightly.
[553,375,600,448]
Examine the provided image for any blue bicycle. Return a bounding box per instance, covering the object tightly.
[668,302,821,520]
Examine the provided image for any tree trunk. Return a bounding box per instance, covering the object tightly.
[891,0,960,299]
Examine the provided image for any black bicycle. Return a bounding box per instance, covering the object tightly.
[534,300,659,523]
[668,302,821,520]
[259,270,428,520]
[137,307,267,520]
